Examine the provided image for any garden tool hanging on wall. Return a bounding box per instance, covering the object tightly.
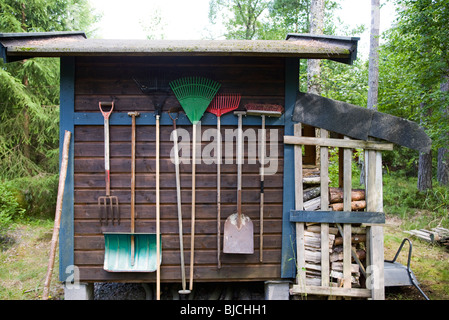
[169,107,191,297]
[169,76,221,291]
[103,111,161,273]
[134,71,172,300]
[98,101,120,226]
[223,110,254,255]
[245,103,284,261]
[206,93,241,268]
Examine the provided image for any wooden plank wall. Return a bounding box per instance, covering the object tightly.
[73,56,285,282]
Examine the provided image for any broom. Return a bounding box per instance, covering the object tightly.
[207,93,241,268]
[245,103,284,262]
[134,71,171,300]
[169,76,221,290]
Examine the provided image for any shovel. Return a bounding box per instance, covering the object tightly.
[103,112,161,272]
[223,111,254,254]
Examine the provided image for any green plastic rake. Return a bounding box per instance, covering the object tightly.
[169,76,221,124]
[169,76,220,291]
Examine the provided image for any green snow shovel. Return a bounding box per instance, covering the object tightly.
[103,112,161,272]
[169,76,221,290]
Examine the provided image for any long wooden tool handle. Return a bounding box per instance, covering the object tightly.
[43,130,71,300]
[156,114,161,300]
[130,114,136,234]
[237,113,242,229]
[129,112,139,267]
[104,115,111,196]
[189,123,197,291]
[217,116,221,269]
[173,126,187,291]
[100,102,114,196]
[260,115,265,262]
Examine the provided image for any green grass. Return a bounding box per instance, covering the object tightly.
[0,219,64,300]
[383,172,449,230]
[382,171,449,299]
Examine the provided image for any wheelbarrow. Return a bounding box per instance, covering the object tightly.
[384,238,429,300]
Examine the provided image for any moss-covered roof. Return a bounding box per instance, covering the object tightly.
[1,31,359,64]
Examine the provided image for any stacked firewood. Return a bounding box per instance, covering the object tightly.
[301,166,368,287]
[303,224,367,287]
[405,227,449,248]
[302,167,366,212]
[329,188,366,211]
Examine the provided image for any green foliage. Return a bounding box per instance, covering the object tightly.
[0,0,98,34]
[321,58,369,106]
[12,175,59,218]
[0,0,97,222]
[379,0,449,149]
[209,0,341,40]
[209,0,271,39]
[0,58,60,179]
[328,148,363,188]
[0,181,26,233]
[269,0,312,34]
[383,171,449,229]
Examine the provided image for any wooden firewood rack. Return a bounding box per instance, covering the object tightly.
[284,124,390,299]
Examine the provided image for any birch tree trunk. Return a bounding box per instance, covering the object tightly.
[307,0,324,95]
[367,0,380,110]
[308,0,324,166]
[361,0,380,185]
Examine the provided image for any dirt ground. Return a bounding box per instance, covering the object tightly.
[94,282,265,300]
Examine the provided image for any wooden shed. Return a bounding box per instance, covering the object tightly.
[0,32,430,300]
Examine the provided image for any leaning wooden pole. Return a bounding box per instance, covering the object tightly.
[43,130,71,300]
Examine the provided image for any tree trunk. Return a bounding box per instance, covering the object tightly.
[418,150,433,191]
[437,75,449,186]
[367,0,380,110]
[307,0,324,95]
[361,0,380,187]
[308,0,324,166]
[418,102,433,191]
[437,148,449,185]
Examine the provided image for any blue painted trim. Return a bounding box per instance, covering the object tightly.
[281,58,299,279]
[74,111,285,126]
[59,57,75,282]
[290,210,385,224]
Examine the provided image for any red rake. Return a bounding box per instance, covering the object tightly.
[206,93,241,269]
[207,93,242,117]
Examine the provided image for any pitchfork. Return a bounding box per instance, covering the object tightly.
[98,101,120,226]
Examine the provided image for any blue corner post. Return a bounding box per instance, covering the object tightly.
[281,57,299,279]
[59,57,75,282]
